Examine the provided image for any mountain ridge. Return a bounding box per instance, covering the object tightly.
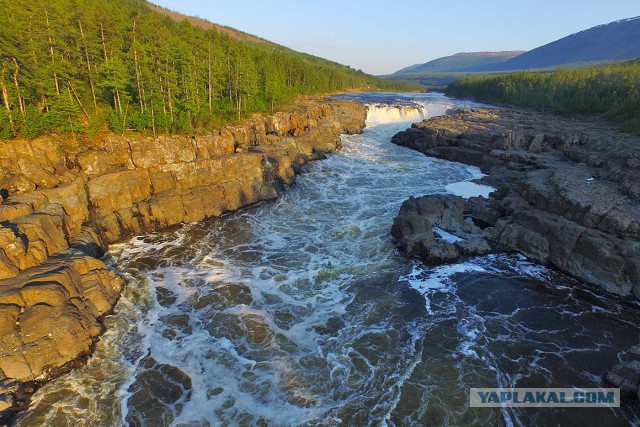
[459,16,640,72]
[389,16,640,77]
[392,51,525,75]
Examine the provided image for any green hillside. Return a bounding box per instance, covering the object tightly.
[0,0,411,139]
[446,60,640,133]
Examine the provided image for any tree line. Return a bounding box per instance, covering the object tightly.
[0,0,414,139]
[445,61,640,134]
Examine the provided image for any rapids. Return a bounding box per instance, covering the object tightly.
[16,93,640,426]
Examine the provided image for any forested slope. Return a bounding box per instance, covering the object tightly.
[0,0,407,139]
[445,60,640,133]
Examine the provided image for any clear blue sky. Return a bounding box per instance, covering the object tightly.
[151,0,639,75]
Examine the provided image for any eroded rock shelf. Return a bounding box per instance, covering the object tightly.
[391,108,640,298]
[391,107,640,400]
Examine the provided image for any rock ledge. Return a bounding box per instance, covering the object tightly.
[391,107,640,400]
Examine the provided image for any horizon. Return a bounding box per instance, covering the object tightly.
[150,0,639,75]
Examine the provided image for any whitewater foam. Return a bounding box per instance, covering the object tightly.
[365,103,428,126]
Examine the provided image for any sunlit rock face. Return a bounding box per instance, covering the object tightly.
[11,93,640,426]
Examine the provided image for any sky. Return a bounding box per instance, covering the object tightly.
[151,0,640,75]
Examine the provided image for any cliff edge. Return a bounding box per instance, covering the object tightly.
[391,108,640,297]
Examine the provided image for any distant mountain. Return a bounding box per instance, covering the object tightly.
[461,16,640,72]
[394,63,423,74]
[392,51,525,75]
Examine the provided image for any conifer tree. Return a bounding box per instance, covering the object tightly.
[0,0,413,139]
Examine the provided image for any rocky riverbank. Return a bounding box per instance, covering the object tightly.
[392,107,640,296]
[390,107,640,398]
[0,99,366,419]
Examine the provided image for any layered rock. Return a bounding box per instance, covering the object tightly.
[0,99,365,248]
[0,249,123,414]
[0,98,366,419]
[391,107,640,401]
[391,195,493,264]
[391,108,640,297]
[606,345,640,399]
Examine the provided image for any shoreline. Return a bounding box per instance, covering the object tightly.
[390,106,640,398]
[0,98,367,421]
[391,107,640,297]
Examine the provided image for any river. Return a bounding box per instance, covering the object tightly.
[16,93,640,426]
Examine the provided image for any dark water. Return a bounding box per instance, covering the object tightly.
[16,93,640,426]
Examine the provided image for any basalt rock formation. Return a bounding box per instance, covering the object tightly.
[391,108,640,297]
[391,194,493,264]
[606,345,640,400]
[390,107,640,400]
[0,99,366,418]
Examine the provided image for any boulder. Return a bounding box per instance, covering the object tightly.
[607,358,640,395]
[392,195,495,264]
[0,250,123,414]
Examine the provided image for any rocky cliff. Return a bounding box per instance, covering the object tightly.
[0,99,366,417]
[391,108,640,297]
[390,107,640,399]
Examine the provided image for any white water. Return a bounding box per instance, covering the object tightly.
[17,93,640,427]
[445,181,494,198]
[365,104,427,126]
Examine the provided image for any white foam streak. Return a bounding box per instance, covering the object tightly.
[402,262,487,314]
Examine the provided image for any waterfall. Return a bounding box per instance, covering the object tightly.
[365,103,428,125]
